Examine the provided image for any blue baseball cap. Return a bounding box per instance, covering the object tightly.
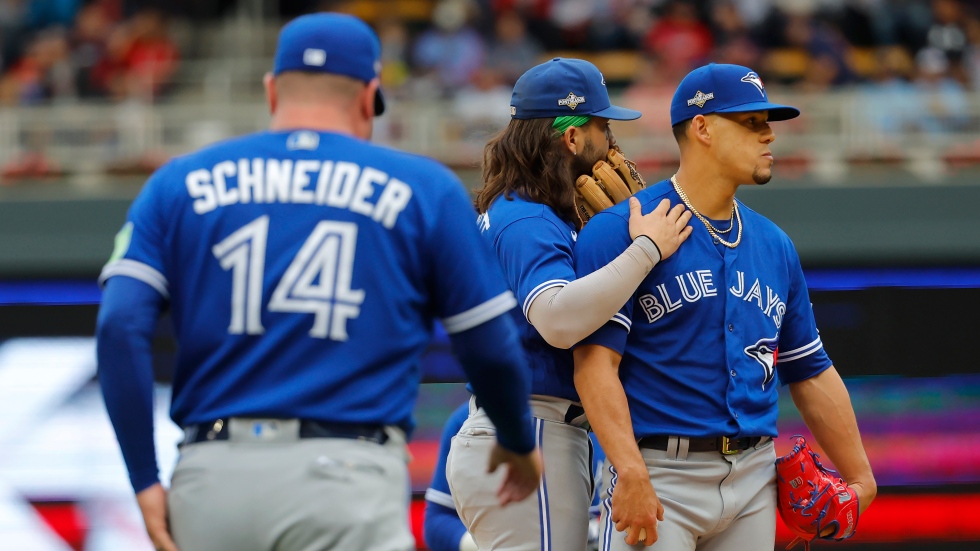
[273,13,385,116]
[510,58,641,121]
[670,63,799,126]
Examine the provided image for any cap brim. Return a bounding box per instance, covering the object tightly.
[590,104,642,121]
[714,101,799,121]
[374,88,386,116]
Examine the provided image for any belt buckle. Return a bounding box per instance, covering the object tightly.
[719,436,739,455]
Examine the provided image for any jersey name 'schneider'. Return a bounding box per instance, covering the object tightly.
[575,179,832,439]
[100,130,516,432]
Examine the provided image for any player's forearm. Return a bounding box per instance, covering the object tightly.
[96,277,164,493]
[528,238,659,349]
[422,502,469,551]
[450,314,535,454]
[573,345,647,479]
[789,367,876,494]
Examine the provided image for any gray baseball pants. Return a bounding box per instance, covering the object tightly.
[167,418,414,551]
[598,437,776,551]
[447,395,593,551]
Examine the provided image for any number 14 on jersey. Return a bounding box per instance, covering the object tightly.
[212,215,365,341]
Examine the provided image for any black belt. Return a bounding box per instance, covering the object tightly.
[475,399,585,425]
[183,419,388,445]
[563,404,586,424]
[637,435,764,455]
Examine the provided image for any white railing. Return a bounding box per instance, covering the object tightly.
[1,89,979,184]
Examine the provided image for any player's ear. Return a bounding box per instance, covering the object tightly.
[691,114,711,145]
[562,125,581,156]
[361,78,381,120]
[263,73,277,115]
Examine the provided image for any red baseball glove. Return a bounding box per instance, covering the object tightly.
[775,436,859,550]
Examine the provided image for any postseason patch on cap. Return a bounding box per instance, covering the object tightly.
[687,90,714,108]
[558,92,586,110]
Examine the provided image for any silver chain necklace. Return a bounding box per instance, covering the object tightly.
[670,175,742,249]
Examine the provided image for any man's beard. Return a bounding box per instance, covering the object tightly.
[571,138,603,175]
[752,165,772,185]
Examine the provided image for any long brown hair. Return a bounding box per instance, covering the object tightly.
[475,118,579,224]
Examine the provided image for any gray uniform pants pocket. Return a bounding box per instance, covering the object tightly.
[598,440,776,551]
[447,406,592,551]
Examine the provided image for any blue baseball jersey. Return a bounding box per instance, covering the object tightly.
[99,129,517,433]
[477,194,578,401]
[575,179,832,439]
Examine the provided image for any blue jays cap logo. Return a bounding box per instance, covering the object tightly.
[558,92,586,110]
[687,90,714,108]
[744,335,778,389]
[740,72,766,97]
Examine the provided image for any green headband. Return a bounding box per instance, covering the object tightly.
[552,115,591,136]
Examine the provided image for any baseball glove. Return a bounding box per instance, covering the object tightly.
[574,148,646,225]
[776,436,859,550]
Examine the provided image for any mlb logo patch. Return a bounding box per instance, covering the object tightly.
[287,131,320,151]
[303,48,327,67]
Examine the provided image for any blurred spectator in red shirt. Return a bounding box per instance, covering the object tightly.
[97,7,178,102]
[644,0,713,75]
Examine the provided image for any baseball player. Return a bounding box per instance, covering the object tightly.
[572,63,877,550]
[95,13,542,551]
[446,58,692,551]
[425,402,607,551]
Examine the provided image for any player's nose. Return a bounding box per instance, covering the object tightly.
[761,125,775,144]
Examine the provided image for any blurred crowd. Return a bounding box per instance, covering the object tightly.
[363,0,980,99]
[0,0,178,105]
[3,0,980,182]
[351,0,980,142]
[4,0,980,107]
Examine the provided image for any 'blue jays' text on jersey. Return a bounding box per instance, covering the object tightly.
[477,194,578,401]
[575,179,832,439]
[99,130,517,433]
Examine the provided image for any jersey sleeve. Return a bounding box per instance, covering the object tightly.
[426,180,517,335]
[573,211,633,353]
[98,163,177,299]
[492,216,576,322]
[775,245,833,384]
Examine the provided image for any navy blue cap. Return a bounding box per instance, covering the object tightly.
[670,63,799,126]
[510,58,641,121]
[273,13,385,116]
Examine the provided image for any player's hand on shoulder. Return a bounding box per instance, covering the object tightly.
[487,443,543,506]
[611,467,664,547]
[628,197,693,261]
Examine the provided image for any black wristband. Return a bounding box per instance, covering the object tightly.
[634,234,662,261]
